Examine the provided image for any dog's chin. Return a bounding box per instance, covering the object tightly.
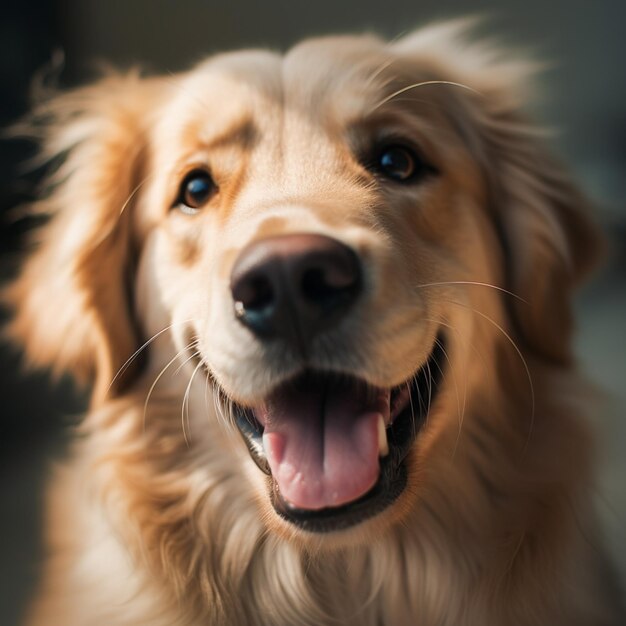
[207,334,445,533]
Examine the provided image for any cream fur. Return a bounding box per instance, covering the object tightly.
[6,20,623,626]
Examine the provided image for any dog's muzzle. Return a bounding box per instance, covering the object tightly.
[224,233,444,531]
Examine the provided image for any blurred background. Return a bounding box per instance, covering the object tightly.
[1,1,624,623]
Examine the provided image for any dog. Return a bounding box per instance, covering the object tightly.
[6,19,624,626]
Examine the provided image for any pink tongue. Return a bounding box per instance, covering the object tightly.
[257,378,389,510]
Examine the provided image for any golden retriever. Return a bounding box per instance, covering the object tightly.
[6,19,624,626]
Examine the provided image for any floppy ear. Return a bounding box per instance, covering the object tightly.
[481,111,603,365]
[393,20,604,365]
[5,72,158,404]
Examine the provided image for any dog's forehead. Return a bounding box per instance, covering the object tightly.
[172,36,404,131]
[282,34,390,101]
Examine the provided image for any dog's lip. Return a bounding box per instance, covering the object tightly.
[222,333,445,531]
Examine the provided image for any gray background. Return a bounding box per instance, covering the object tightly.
[1,1,624,624]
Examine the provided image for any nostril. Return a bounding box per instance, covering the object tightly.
[232,272,278,337]
[299,244,361,311]
[236,275,274,312]
[302,268,329,299]
[301,267,355,311]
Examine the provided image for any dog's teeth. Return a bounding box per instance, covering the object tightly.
[377,414,389,457]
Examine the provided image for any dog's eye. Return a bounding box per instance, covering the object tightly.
[373,145,428,183]
[175,170,217,214]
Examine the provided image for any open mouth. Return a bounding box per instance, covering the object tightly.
[225,335,445,532]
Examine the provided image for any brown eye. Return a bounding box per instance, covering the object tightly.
[176,170,217,214]
[370,144,433,183]
[378,146,416,180]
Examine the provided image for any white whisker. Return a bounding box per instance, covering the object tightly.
[447,299,535,452]
[414,281,527,303]
[371,80,480,112]
[119,172,156,217]
[142,344,194,433]
[363,56,396,89]
[173,346,200,376]
[108,319,194,393]
[182,357,203,448]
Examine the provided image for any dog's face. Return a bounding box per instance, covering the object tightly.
[137,38,497,532]
[9,23,599,543]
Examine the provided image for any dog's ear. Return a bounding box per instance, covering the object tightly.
[5,72,159,404]
[480,113,603,365]
[393,21,604,364]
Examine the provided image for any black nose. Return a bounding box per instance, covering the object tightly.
[230,234,362,351]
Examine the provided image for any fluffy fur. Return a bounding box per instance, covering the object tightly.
[6,20,623,625]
